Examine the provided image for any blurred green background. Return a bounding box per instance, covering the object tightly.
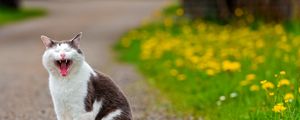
[116,0,300,119]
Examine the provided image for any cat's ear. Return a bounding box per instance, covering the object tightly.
[70,32,82,48]
[41,35,54,49]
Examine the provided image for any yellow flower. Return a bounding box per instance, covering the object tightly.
[250,85,260,91]
[235,8,244,17]
[269,92,274,96]
[222,60,241,72]
[175,59,184,67]
[284,93,294,102]
[277,79,290,87]
[190,56,199,64]
[206,69,215,76]
[246,74,256,81]
[255,39,264,48]
[177,74,186,81]
[121,38,131,48]
[262,81,274,90]
[272,103,286,113]
[275,24,284,35]
[260,80,267,84]
[255,56,265,64]
[170,69,178,76]
[176,8,184,16]
[164,17,173,27]
[280,71,286,75]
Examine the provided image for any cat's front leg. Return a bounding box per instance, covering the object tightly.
[55,110,72,120]
[53,101,71,120]
[74,113,93,120]
[52,101,63,120]
[54,109,64,120]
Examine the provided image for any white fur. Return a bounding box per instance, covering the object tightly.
[77,99,102,120]
[102,109,122,120]
[43,43,100,120]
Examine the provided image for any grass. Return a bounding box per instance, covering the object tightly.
[0,7,46,26]
[116,3,300,120]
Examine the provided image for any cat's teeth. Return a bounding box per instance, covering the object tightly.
[59,60,61,63]
[66,60,68,63]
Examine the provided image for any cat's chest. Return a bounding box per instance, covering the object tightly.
[49,75,90,105]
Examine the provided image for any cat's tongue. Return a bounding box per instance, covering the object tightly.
[60,62,68,77]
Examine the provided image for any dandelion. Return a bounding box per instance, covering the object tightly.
[272,103,286,113]
[222,60,241,72]
[246,74,256,81]
[190,56,199,64]
[260,80,267,84]
[262,81,275,90]
[170,69,178,76]
[275,24,284,35]
[230,92,238,98]
[280,71,286,75]
[121,38,131,48]
[219,96,226,101]
[250,85,260,91]
[269,92,274,96]
[277,79,290,87]
[255,56,265,64]
[176,8,184,16]
[255,39,264,48]
[164,17,173,27]
[284,93,294,103]
[235,8,244,17]
[206,69,215,76]
[175,59,184,67]
[177,74,186,81]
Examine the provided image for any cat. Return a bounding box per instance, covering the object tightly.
[41,32,132,120]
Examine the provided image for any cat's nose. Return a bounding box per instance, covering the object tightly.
[60,53,66,59]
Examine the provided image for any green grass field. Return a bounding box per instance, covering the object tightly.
[0,7,46,26]
[116,4,300,120]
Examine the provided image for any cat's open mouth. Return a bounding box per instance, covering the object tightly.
[55,59,72,77]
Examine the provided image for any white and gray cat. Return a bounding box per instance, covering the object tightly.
[41,33,132,120]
